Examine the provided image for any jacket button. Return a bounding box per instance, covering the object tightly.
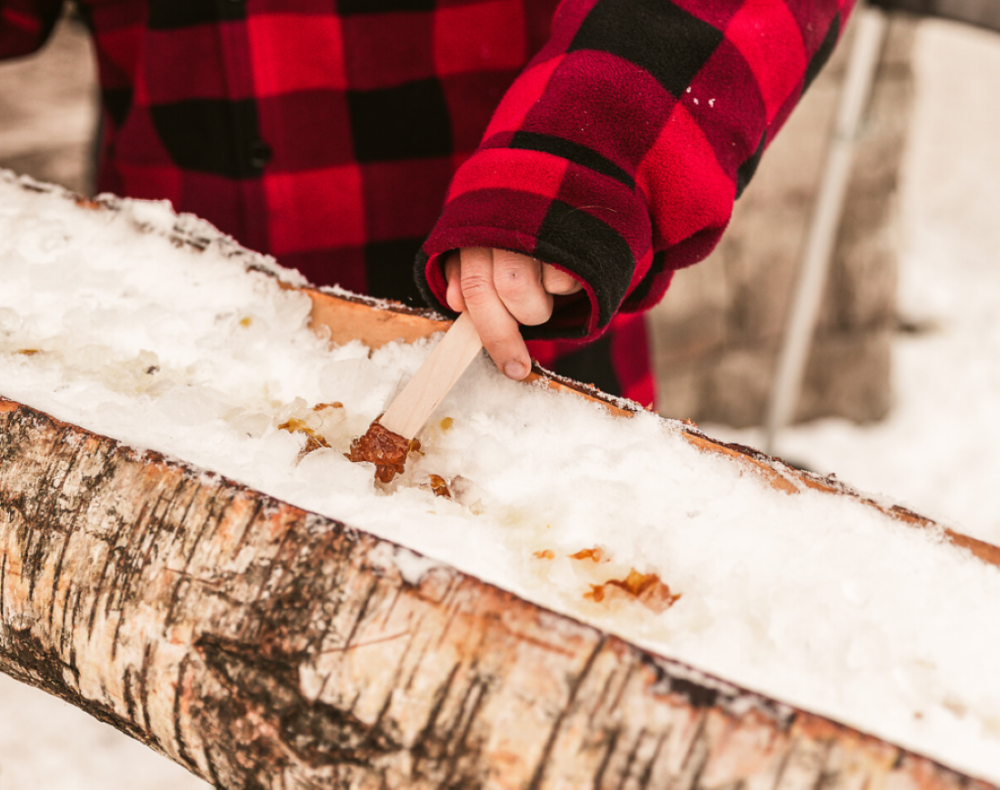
[247,139,272,171]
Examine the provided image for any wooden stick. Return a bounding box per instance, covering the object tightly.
[379,311,483,440]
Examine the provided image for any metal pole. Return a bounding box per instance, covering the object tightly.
[764,5,889,456]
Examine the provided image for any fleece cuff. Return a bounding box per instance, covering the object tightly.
[416,144,654,341]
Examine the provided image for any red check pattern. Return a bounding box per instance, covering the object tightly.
[418,0,855,343]
[0,0,60,55]
[1,0,852,408]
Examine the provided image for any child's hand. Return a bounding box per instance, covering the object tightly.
[443,247,582,381]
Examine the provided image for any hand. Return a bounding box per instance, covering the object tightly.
[444,247,583,381]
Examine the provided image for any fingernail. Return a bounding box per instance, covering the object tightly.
[504,361,528,380]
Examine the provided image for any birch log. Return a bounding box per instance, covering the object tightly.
[0,396,994,790]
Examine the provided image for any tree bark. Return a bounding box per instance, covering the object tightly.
[0,396,994,790]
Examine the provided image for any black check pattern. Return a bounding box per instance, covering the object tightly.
[2,0,854,407]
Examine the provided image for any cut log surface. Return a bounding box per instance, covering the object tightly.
[0,397,993,790]
[305,286,1000,570]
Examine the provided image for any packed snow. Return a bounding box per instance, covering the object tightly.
[3,17,1000,790]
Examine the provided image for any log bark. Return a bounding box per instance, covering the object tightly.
[0,396,994,790]
[2,178,998,788]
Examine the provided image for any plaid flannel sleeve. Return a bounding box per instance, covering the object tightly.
[0,0,62,58]
[417,0,855,341]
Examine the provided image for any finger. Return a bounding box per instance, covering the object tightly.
[443,252,466,313]
[492,250,554,327]
[459,247,531,380]
[541,263,583,296]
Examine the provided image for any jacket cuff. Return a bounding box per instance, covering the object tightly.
[0,0,62,59]
[416,145,651,342]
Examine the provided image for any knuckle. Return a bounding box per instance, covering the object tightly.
[494,268,534,301]
[460,273,493,303]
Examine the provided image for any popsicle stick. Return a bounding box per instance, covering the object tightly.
[379,311,483,440]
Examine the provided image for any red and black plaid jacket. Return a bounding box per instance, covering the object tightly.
[1,0,852,407]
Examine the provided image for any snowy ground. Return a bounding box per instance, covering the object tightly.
[709,19,1000,548]
[1,16,1000,790]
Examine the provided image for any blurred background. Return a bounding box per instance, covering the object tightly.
[1,3,999,787]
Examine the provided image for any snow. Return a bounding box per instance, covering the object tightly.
[710,20,1000,549]
[2,17,1000,790]
[0,683,200,790]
